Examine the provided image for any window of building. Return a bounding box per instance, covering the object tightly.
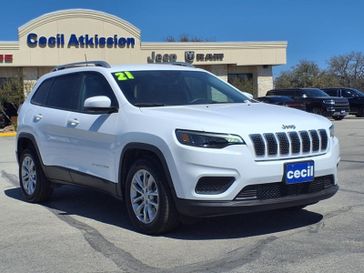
[227,73,255,95]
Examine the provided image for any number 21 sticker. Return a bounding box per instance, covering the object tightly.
[114,71,134,81]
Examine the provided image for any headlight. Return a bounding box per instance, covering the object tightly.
[324,99,335,105]
[329,125,335,138]
[175,129,245,148]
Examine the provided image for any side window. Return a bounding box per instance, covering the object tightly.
[31,78,54,106]
[323,89,336,96]
[81,72,118,109]
[293,90,303,97]
[47,73,82,111]
[342,89,354,98]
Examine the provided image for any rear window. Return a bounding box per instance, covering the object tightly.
[47,73,82,111]
[112,70,250,107]
[31,78,54,106]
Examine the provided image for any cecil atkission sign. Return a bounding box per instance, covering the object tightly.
[27,33,135,48]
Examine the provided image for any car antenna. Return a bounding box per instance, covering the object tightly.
[84,54,88,66]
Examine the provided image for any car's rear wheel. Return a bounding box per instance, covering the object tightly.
[125,158,179,234]
[19,148,52,202]
[356,108,364,117]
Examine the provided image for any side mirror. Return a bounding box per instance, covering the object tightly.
[84,96,118,114]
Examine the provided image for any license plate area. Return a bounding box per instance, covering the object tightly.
[284,161,314,184]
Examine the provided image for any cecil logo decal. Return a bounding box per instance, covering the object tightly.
[285,161,314,184]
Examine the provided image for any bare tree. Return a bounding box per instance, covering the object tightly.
[328,52,364,89]
[275,60,340,89]
[165,34,209,42]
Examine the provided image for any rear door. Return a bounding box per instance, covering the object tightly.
[30,73,82,183]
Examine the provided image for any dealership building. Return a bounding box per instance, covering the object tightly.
[0,9,287,97]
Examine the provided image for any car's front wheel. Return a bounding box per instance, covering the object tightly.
[125,158,179,234]
[19,148,52,202]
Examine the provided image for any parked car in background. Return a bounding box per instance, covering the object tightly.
[0,113,10,129]
[266,88,350,120]
[256,95,306,111]
[321,87,364,117]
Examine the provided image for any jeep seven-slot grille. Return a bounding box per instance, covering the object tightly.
[235,175,334,201]
[249,129,328,159]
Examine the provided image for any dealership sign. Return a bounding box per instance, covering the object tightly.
[147,51,224,64]
[0,54,13,63]
[27,33,135,48]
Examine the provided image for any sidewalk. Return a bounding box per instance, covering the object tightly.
[0,132,16,137]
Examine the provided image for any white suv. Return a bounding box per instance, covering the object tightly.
[17,61,339,234]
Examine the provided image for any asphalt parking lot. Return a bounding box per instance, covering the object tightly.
[0,118,363,273]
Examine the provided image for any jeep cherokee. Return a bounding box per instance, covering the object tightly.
[17,61,340,234]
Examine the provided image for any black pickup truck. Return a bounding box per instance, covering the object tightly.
[266,88,350,120]
[321,87,364,117]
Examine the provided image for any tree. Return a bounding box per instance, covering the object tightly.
[327,52,364,89]
[275,60,339,89]
[165,34,209,42]
[0,77,24,126]
[275,60,321,88]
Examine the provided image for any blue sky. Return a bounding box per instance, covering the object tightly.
[1,0,362,75]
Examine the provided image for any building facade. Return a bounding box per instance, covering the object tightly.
[0,9,287,97]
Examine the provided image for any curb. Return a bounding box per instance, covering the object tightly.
[0,132,16,137]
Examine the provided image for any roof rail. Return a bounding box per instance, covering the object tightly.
[52,61,111,72]
[169,62,194,67]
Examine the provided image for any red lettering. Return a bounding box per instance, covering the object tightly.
[0,54,13,63]
[4,54,12,63]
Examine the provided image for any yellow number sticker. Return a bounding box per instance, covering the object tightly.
[114,71,134,81]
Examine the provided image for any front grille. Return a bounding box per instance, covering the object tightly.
[249,129,329,159]
[235,175,334,201]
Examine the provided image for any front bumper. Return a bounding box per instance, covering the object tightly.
[175,184,338,217]
[169,136,340,201]
[326,106,350,117]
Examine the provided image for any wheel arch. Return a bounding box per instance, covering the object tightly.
[118,143,177,200]
[17,133,44,167]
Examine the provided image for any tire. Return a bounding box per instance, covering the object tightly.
[19,148,52,203]
[356,108,364,117]
[124,158,179,235]
[333,116,344,120]
[312,107,322,115]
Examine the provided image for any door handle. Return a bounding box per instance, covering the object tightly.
[33,114,42,122]
[67,118,79,127]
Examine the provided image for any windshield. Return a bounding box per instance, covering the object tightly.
[112,70,250,106]
[303,88,330,97]
[351,88,364,97]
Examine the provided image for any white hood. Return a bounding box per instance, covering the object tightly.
[140,102,332,135]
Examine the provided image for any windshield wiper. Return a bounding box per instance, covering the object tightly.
[134,103,166,107]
